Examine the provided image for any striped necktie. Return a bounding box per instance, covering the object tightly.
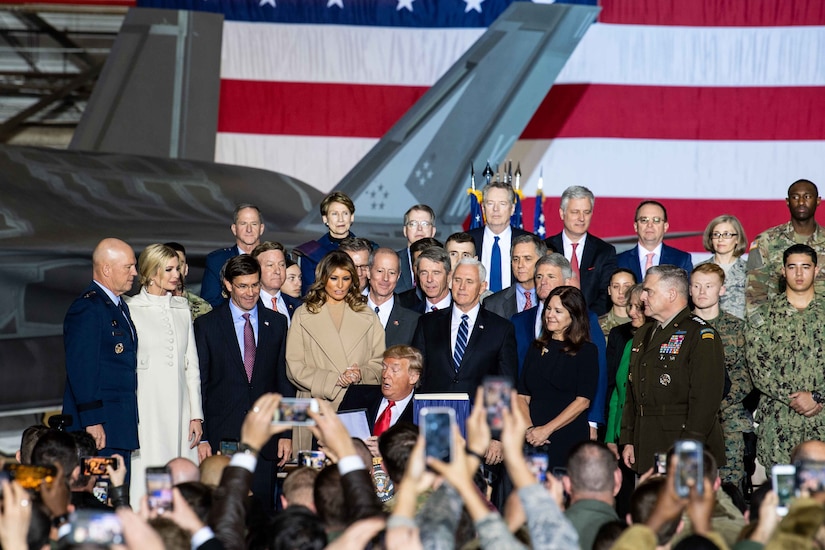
[453,314,469,372]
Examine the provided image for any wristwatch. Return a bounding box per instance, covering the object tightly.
[812,390,824,405]
[238,442,260,456]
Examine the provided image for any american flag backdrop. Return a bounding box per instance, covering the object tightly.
[134,0,825,252]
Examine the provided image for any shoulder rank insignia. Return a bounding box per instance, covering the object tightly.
[83,290,97,299]
[700,328,715,340]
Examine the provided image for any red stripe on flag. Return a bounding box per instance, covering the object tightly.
[218,80,428,137]
[219,80,825,141]
[521,84,825,140]
[600,0,825,26]
[525,196,791,252]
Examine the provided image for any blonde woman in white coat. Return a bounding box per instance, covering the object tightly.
[126,244,210,507]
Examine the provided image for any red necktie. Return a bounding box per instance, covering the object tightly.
[524,291,532,311]
[242,313,255,382]
[374,400,395,436]
[571,242,581,279]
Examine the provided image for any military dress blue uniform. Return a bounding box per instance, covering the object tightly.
[62,282,139,461]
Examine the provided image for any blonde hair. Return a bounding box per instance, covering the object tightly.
[138,244,178,288]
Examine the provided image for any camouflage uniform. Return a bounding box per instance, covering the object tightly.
[183,289,212,320]
[697,256,747,319]
[705,311,752,485]
[745,222,825,315]
[598,310,630,340]
[746,294,825,467]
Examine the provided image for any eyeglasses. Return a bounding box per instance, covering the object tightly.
[711,232,738,240]
[636,217,664,225]
[355,264,370,272]
[232,282,261,291]
[405,220,433,229]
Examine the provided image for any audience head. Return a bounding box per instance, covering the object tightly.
[17,424,49,464]
[305,250,365,313]
[702,215,747,257]
[199,454,231,488]
[320,192,355,239]
[221,254,262,311]
[70,430,98,489]
[149,517,191,550]
[252,241,288,295]
[267,506,327,550]
[138,243,181,294]
[511,234,547,287]
[176,482,213,524]
[539,286,590,353]
[313,466,346,532]
[378,422,418,484]
[231,204,265,251]
[535,253,573,301]
[281,467,318,512]
[415,246,451,303]
[368,248,401,302]
[403,204,437,246]
[630,477,682,545]
[593,520,628,550]
[445,232,476,270]
[559,185,595,240]
[634,200,669,250]
[451,258,487,313]
[166,457,200,485]
[564,441,620,501]
[786,179,820,223]
[339,237,373,292]
[481,182,516,233]
[31,429,79,483]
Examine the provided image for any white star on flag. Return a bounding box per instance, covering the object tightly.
[327,0,343,8]
[259,0,275,6]
[397,0,414,11]
[463,0,484,14]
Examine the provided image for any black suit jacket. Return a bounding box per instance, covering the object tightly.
[339,385,416,434]
[545,232,617,315]
[383,298,421,347]
[194,302,295,459]
[468,226,533,288]
[412,307,518,394]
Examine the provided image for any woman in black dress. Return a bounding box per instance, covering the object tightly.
[518,285,598,468]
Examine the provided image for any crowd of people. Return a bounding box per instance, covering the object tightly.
[2,178,825,550]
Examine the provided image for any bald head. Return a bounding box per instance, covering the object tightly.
[792,440,825,463]
[199,454,231,487]
[92,238,137,296]
[166,457,200,485]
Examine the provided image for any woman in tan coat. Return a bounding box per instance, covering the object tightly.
[286,250,384,449]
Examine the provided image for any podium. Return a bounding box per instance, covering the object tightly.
[413,393,471,437]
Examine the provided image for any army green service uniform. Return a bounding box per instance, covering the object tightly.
[747,294,825,467]
[705,311,753,486]
[745,222,825,315]
[620,307,726,473]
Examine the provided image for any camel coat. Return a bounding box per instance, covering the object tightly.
[286,301,385,450]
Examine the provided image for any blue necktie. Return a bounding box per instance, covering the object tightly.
[490,236,502,292]
[118,299,135,341]
[454,314,469,372]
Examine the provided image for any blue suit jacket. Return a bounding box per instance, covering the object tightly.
[194,302,294,459]
[62,282,139,450]
[511,306,607,425]
[396,247,415,294]
[616,243,694,283]
[282,294,302,319]
[201,246,238,307]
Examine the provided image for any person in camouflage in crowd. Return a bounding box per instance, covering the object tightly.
[747,244,825,468]
[690,264,753,487]
[164,242,212,320]
[598,268,636,339]
[745,179,825,316]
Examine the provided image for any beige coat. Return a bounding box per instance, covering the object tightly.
[286,302,385,449]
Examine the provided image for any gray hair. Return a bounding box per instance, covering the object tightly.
[511,233,548,257]
[414,246,451,275]
[646,265,688,298]
[455,257,486,283]
[535,253,572,281]
[368,247,400,269]
[560,186,595,212]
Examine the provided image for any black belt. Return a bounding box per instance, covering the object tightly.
[637,404,688,417]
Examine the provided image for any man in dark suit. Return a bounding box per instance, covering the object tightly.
[201,204,266,307]
[252,241,302,326]
[545,186,617,315]
[398,245,452,313]
[616,200,693,282]
[468,182,532,293]
[339,344,421,454]
[195,255,295,511]
[483,234,546,320]
[366,248,420,347]
[412,258,517,462]
[62,238,139,472]
[396,204,437,293]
